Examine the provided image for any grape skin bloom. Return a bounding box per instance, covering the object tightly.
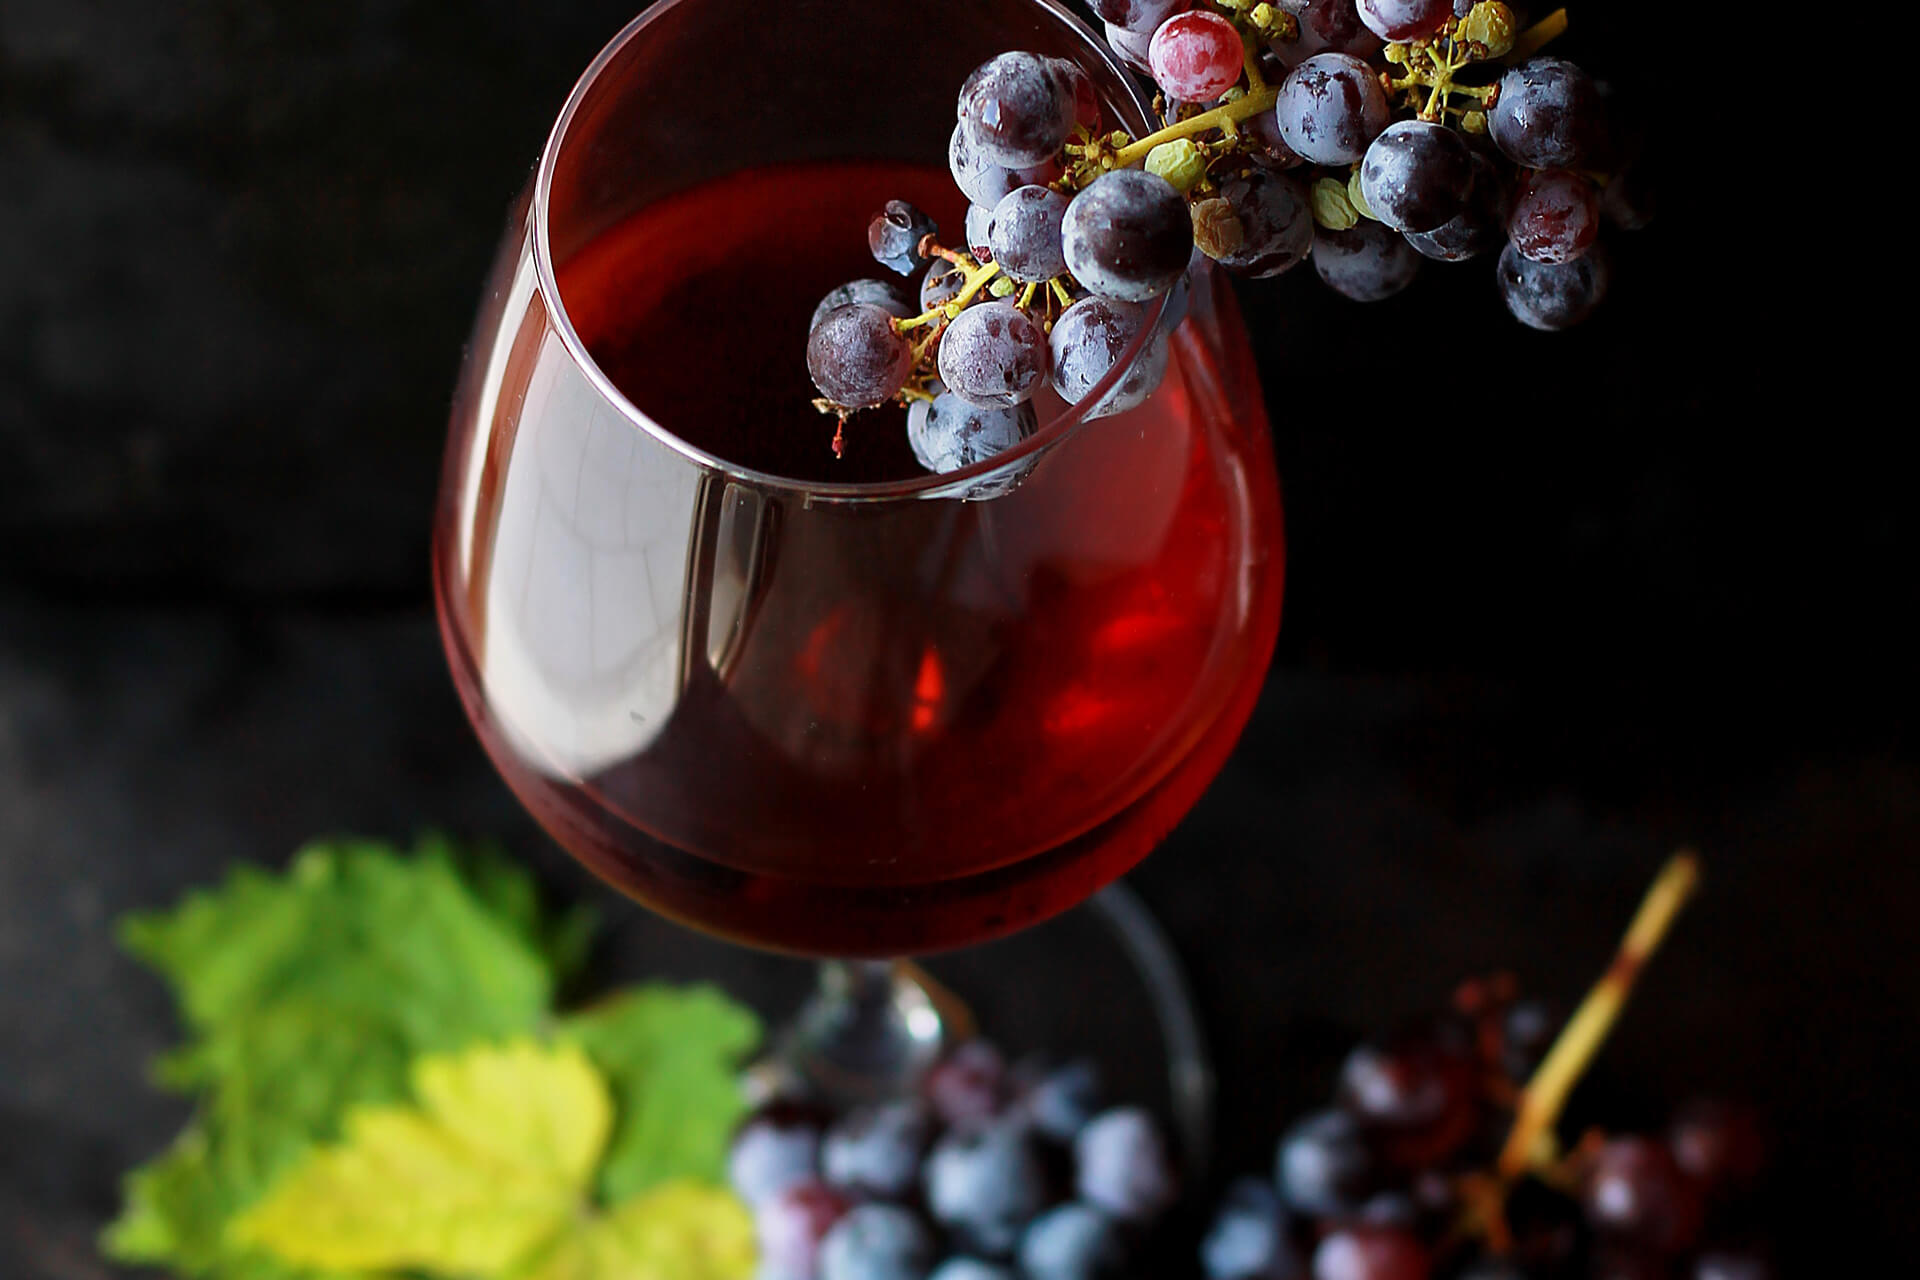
[1148,11,1246,103]
[1196,170,1315,278]
[1358,119,1473,234]
[1488,57,1604,170]
[907,384,1038,479]
[1507,168,1599,264]
[1049,296,1170,420]
[987,185,1070,283]
[959,52,1073,170]
[806,303,914,407]
[1313,220,1421,302]
[1062,169,1194,303]
[937,300,1050,409]
[1496,240,1608,330]
[1275,53,1391,166]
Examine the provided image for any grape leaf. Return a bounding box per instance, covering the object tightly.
[230,1039,611,1274]
[561,986,762,1202]
[104,836,572,1279]
[514,1180,755,1280]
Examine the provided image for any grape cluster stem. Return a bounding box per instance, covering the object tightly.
[1454,850,1702,1253]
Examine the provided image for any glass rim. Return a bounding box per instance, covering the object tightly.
[530,0,1173,503]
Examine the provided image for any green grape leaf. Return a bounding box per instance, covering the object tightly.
[561,986,761,1202]
[103,836,576,1279]
[230,1039,610,1274]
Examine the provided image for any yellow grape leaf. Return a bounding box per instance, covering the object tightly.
[230,1038,611,1275]
[517,1180,756,1280]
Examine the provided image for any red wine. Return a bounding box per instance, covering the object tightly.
[436,162,1283,955]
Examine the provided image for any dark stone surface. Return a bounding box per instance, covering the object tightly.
[0,0,1900,1274]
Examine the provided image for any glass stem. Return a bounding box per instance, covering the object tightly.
[777,960,947,1106]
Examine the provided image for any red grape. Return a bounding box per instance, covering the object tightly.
[1149,10,1246,102]
[1507,168,1599,264]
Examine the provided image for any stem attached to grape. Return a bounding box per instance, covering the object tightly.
[1497,850,1702,1179]
[1109,83,1281,170]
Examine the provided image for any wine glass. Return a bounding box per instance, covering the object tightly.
[432,0,1283,1101]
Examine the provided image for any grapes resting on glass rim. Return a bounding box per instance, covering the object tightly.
[959,51,1074,169]
[1062,169,1193,302]
[1048,296,1169,420]
[807,302,913,407]
[936,299,1050,408]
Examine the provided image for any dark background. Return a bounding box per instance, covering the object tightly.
[0,1,1898,1275]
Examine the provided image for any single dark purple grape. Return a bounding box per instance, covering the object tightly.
[1313,220,1420,302]
[868,200,939,276]
[1495,240,1607,329]
[1103,21,1156,76]
[812,279,915,333]
[960,52,1073,169]
[1404,143,1509,262]
[1243,106,1307,169]
[1018,1203,1125,1280]
[818,1203,936,1280]
[924,1120,1050,1257]
[921,259,968,311]
[1275,1107,1375,1216]
[907,388,1037,482]
[1274,52,1390,165]
[1272,0,1383,67]
[1089,0,1188,35]
[988,185,1070,283]
[1196,170,1314,278]
[1015,1058,1103,1144]
[1201,1178,1303,1280]
[1048,296,1168,420]
[1074,1106,1177,1224]
[937,300,1049,409]
[822,1100,934,1201]
[950,123,1065,209]
[1358,120,1473,234]
[923,1040,1011,1130]
[1355,0,1447,41]
[1507,168,1599,263]
[807,303,913,407]
[1061,169,1192,302]
[757,1178,852,1280]
[1312,1225,1429,1280]
[1582,1136,1704,1254]
[1668,1098,1766,1197]
[1488,57,1603,170]
[729,1101,828,1208]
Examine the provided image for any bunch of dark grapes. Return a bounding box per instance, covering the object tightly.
[805,2,1651,478]
[731,1040,1182,1279]
[1198,976,1773,1279]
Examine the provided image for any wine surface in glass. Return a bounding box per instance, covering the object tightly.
[437,162,1283,955]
